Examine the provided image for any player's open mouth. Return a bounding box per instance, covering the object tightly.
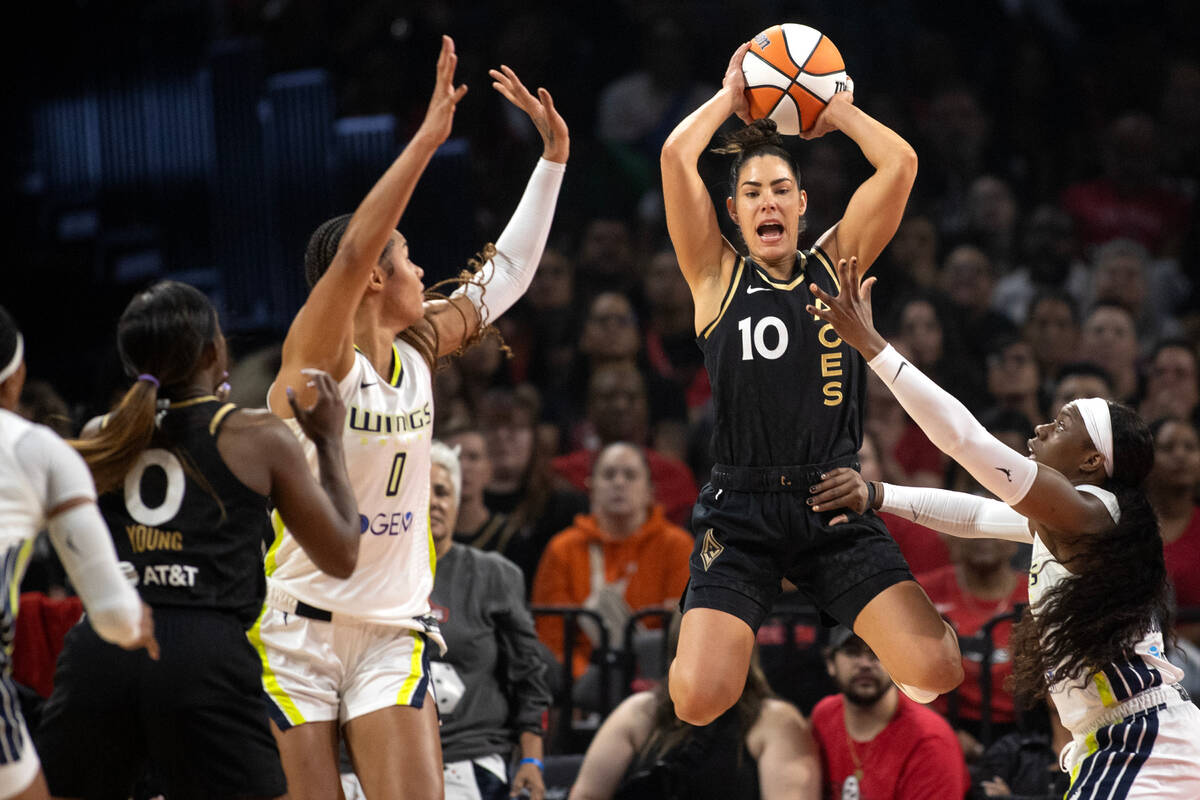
[757,222,785,243]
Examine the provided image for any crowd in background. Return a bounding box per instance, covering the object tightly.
[8,1,1200,797]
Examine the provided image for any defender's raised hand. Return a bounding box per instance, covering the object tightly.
[287,368,346,446]
[490,65,569,163]
[806,256,889,360]
[418,35,469,147]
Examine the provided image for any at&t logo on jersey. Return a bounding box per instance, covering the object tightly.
[359,510,416,535]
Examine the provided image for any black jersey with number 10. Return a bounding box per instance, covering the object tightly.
[697,247,866,467]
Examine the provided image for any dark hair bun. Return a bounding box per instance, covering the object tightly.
[712,119,785,155]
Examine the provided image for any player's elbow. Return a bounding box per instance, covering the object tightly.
[326,535,360,579]
[891,144,918,184]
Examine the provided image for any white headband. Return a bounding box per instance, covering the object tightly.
[0,334,22,384]
[1069,397,1114,477]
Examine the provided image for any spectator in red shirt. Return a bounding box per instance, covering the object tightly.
[1147,417,1200,645]
[811,627,969,800]
[1060,112,1191,259]
[552,362,697,525]
[917,534,1029,762]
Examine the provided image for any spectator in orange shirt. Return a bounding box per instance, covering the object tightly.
[533,442,693,678]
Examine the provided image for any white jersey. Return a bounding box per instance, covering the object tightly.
[1029,484,1185,734]
[0,410,52,562]
[266,342,436,628]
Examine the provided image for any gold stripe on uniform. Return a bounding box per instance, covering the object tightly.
[208,403,237,436]
[810,248,840,291]
[390,342,403,387]
[700,257,746,340]
[170,394,218,409]
[396,630,426,705]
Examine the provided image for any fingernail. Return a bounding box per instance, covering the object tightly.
[806,497,814,505]
[809,486,817,493]
[812,504,821,511]
[286,387,294,398]
[820,473,827,479]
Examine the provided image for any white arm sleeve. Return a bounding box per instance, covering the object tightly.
[18,429,142,647]
[47,504,143,647]
[869,344,1037,506]
[880,483,1034,543]
[452,158,566,323]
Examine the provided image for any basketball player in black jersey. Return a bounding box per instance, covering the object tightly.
[36,281,362,799]
[660,41,963,726]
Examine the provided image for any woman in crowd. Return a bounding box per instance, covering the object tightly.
[568,616,819,800]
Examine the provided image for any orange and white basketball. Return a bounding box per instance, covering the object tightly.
[741,24,853,135]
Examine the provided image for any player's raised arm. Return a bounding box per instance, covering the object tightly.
[270,36,466,416]
[429,64,569,357]
[661,42,751,296]
[808,94,917,273]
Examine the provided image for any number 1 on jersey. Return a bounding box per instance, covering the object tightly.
[386,451,407,496]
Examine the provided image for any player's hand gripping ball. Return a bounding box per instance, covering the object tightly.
[741,23,853,135]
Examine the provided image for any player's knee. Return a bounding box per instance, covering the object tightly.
[908,646,964,694]
[669,662,740,726]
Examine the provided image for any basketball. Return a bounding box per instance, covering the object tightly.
[741,24,853,135]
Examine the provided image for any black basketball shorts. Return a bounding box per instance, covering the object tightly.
[684,462,914,631]
[36,607,287,800]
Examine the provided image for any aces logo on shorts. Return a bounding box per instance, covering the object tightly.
[700,528,724,571]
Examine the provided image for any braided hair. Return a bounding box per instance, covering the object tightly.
[302,216,506,369]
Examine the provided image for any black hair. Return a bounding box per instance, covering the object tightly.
[1008,401,1172,702]
[1149,336,1198,363]
[72,281,223,497]
[712,120,805,239]
[1055,361,1114,391]
[1025,287,1080,326]
[302,214,502,370]
[0,304,19,374]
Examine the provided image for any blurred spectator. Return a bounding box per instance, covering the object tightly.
[568,627,819,800]
[574,218,640,311]
[862,430,952,577]
[532,443,692,679]
[1060,112,1192,259]
[917,85,994,238]
[594,14,714,209]
[440,424,504,551]
[1159,58,1200,186]
[1088,238,1183,350]
[1047,362,1114,420]
[1140,339,1200,426]
[419,443,551,800]
[1020,289,1081,393]
[1078,303,1141,403]
[553,362,697,525]
[983,334,1042,428]
[518,247,582,415]
[564,291,687,450]
[891,292,986,412]
[811,628,970,800]
[480,385,589,594]
[939,244,1016,364]
[919,533,1028,762]
[864,369,944,489]
[963,175,1020,275]
[991,205,1089,326]
[1146,417,1200,645]
[641,247,706,424]
[969,699,1071,800]
[884,214,941,292]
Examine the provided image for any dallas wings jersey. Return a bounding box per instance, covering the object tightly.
[266,341,435,627]
[1029,484,1184,734]
[698,246,867,467]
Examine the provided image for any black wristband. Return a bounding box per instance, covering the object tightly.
[866,480,877,511]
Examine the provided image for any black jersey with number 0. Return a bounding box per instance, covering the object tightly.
[98,399,271,627]
[698,247,866,467]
